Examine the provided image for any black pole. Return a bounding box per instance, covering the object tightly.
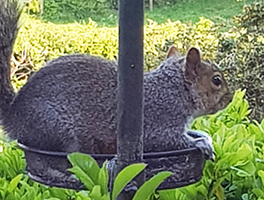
[115,0,144,199]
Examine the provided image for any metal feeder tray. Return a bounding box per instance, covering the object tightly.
[18,143,206,190]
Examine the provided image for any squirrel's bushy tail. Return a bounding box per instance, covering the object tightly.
[0,0,22,113]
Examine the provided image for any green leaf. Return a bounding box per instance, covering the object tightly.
[211,178,227,198]
[196,184,208,197]
[180,184,198,198]
[89,185,110,200]
[261,118,264,130]
[68,152,111,192]
[111,163,146,200]
[88,185,103,200]
[241,193,249,200]
[214,184,224,200]
[231,167,251,177]
[49,186,72,199]
[68,153,100,183]
[97,161,109,195]
[157,189,177,200]
[222,134,236,152]
[228,143,252,165]
[258,170,264,187]
[249,123,264,141]
[232,161,256,177]
[69,166,95,191]
[7,174,23,193]
[6,193,17,200]
[252,188,264,198]
[132,171,173,200]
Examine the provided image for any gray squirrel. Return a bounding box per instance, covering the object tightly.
[1,0,232,158]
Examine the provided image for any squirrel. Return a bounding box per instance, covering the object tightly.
[1,0,232,157]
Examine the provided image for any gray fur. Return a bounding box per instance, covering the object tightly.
[0,0,232,154]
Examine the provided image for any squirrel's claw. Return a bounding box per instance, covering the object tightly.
[184,129,215,161]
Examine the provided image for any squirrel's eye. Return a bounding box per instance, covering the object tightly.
[212,75,222,87]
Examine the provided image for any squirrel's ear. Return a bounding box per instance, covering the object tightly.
[185,48,201,81]
[186,47,201,68]
[167,46,180,58]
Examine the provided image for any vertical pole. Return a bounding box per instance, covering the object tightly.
[149,0,153,11]
[39,0,44,15]
[115,0,144,199]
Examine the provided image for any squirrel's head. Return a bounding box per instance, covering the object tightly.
[167,46,232,117]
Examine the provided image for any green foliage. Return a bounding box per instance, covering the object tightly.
[152,90,264,200]
[5,4,264,197]
[68,153,109,196]
[25,0,41,14]
[37,0,256,26]
[144,17,218,70]
[216,1,264,121]
[42,0,114,24]
[111,163,146,200]
[234,2,264,30]
[68,153,171,200]
[132,171,173,200]
[0,141,171,199]
[0,140,25,179]
[14,14,118,70]
[145,0,256,26]
[1,90,264,199]
[0,139,77,200]
[13,15,218,90]
[14,1,264,122]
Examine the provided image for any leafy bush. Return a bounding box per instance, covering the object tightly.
[216,1,264,121]
[14,2,264,121]
[25,0,112,15]
[67,153,172,200]
[0,139,77,200]
[0,139,171,199]
[1,90,264,199]
[43,0,112,21]
[0,140,25,180]
[25,0,42,14]
[155,90,264,200]
[12,15,218,90]
[144,17,218,70]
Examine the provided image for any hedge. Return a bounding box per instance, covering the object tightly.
[216,2,264,121]
[12,14,219,90]
[12,2,264,121]
[1,90,264,199]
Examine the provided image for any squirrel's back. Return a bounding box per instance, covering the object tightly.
[4,48,231,154]
[4,54,119,153]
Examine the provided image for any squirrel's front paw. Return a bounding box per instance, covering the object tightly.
[184,130,215,161]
